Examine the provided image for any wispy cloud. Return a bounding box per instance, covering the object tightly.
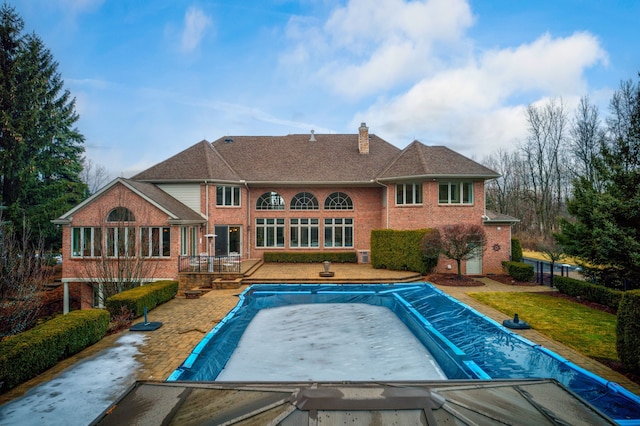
[180,6,212,52]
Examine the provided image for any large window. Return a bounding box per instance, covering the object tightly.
[290,192,319,210]
[106,227,136,257]
[256,192,285,210]
[180,226,198,256]
[290,218,319,248]
[439,182,473,204]
[255,218,285,248]
[395,183,423,205]
[324,218,353,248]
[324,192,353,210]
[216,185,240,206]
[107,207,135,222]
[71,227,102,257]
[141,227,171,257]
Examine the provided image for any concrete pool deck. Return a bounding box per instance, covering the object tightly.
[1,263,638,409]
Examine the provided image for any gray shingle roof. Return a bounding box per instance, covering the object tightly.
[124,179,205,223]
[131,133,498,184]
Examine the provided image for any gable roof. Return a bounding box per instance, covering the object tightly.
[378,141,500,180]
[53,178,205,225]
[131,133,498,185]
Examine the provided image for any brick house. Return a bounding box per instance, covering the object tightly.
[54,123,517,308]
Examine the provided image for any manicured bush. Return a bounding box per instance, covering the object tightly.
[105,280,178,319]
[511,238,523,262]
[617,289,640,373]
[263,251,357,263]
[0,309,109,393]
[502,261,534,282]
[370,229,439,275]
[554,276,623,311]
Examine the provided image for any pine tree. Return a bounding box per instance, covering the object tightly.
[558,76,640,289]
[0,4,87,249]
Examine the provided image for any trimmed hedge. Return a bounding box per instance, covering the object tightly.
[511,238,523,262]
[0,309,109,393]
[105,280,178,319]
[553,276,623,311]
[370,229,439,275]
[502,261,534,282]
[263,251,357,263]
[617,290,640,373]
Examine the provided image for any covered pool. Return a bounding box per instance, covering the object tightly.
[168,283,640,424]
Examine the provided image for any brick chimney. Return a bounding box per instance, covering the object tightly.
[358,122,369,154]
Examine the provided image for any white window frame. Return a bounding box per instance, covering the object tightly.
[324,218,354,248]
[216,185,241,207]
[71,227,102,257]
[395,183,423,205]
[140,226,171,258]
[439,181,474,205]
[255,218,285,248]
[290,218,319,248]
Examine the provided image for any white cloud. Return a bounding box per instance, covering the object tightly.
[180,6,212,52]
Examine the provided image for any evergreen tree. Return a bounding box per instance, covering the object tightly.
[558,76,640,289]
[0,4,87,249]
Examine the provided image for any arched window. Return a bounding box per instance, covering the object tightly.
[324,192,353,210]
[290,192,319,210]
[107,207,135,222]
[256,192,285,210]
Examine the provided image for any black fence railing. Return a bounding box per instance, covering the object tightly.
[178,255,241,273]
[522,257,581,287]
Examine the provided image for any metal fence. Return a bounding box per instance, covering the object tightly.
[178,254,241,273]
[522,257,581,287]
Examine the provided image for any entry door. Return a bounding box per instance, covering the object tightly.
[214,226,241,256]
[466,244,483,275]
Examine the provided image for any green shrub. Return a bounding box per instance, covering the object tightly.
[370,229,439,275]
[263,252,357,263]
[617,290,640,373]
[511,238,523,262]
[105,280,178,319]
[554,276,623,311]
[502,261,534,282]
[0,309,109,393]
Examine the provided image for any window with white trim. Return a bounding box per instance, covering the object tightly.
[106,227,136,257]
[439,181,473,204]
[256,192,285,210]
[141,227,171,257]
[324,218,353,248]
[180,226,198,256]
[324,192,353,210]
[291,192,319,210]
[395,183,423,205]
[71,227,102,257]
[290,218,319,248]
[255,218,285,247]
[216,185,240,206]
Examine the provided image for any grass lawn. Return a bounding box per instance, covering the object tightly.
[468,292,618,362]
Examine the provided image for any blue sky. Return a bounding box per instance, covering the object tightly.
[11,0,640,179]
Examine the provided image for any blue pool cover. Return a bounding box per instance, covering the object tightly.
[168,283,640,424]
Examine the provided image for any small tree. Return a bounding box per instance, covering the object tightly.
[0,210,50,337]
[439,224,488,278]
[539,238,565,287]
[78,189,159,307]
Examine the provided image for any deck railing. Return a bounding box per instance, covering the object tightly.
[178,254,241,273]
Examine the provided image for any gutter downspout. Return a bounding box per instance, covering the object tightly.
[375,180,390,229]
[241,180,250,259]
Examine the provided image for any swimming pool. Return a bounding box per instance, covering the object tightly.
[168,283,640,423]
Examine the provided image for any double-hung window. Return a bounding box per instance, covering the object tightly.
[106,227,136,257]
[395,183,423,205]
[71,227,102,257]
[255,218,285,248]
[290,218,319,248]
[216,185,240,206]
[324,218,353,248]
[141,227,171,257]
[439,182,474,204]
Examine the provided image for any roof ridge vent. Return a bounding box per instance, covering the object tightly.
[309,130,316,142]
